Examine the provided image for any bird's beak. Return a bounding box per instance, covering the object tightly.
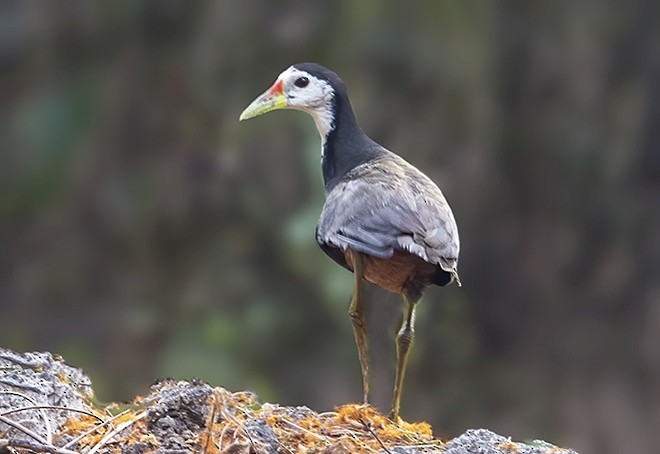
[239,79,287,121]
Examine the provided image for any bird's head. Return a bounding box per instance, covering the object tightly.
[240,63,344,138]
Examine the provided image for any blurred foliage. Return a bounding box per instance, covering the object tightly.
[1,1,659,453]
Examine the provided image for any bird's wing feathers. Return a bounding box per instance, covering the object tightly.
[316,154,460,273]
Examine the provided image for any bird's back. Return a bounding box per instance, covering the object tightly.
[316,150,460,292]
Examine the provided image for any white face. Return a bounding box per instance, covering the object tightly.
[278,66,336,139]
[278,66,334,110]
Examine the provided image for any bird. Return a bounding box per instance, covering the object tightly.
[239,63,460,421]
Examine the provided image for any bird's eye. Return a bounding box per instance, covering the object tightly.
[294,77,309,88]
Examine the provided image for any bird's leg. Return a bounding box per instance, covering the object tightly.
[348,251,369,404]
[390,294,417,421]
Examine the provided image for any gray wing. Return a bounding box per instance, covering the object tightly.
[316,154,460,277]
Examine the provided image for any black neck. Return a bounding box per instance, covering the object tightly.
[321,93,384,191]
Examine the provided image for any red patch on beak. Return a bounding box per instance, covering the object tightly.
[267,79,284,96]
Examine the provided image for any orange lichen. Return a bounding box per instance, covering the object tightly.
[298,416,322,430]
[240,402,442,453]
[496,441,520,452]
[198,430,222,454]
[58,414,106,446]
[52,387,444,454]
[331,403,435,447]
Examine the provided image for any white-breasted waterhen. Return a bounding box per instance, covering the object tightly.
[240,63,461,420]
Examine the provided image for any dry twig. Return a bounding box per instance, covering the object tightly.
[0,390,53,443]
[0,414,50,446]
[86,411,147,454]
[358,417,391,454]
[60,409,129,450]
[0,405,104,424]
[0,438,79,454]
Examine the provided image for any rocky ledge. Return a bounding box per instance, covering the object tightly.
[0,348,578,454]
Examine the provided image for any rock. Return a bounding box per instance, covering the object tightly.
[0,348,93,441]
[443,429,577,454]
[0,349,580,453]
[146,379,213,452]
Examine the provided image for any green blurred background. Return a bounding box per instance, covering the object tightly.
[1,1,659,452]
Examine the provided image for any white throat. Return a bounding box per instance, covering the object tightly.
[304,105,335,149]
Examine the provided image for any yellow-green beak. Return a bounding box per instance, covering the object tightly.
[239,79,287,121]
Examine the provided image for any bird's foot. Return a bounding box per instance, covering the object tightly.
[387,410,402,424]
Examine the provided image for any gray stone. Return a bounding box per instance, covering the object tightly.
[145,379,213,453]
[0,348,93,440]
[442,429,577,454]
